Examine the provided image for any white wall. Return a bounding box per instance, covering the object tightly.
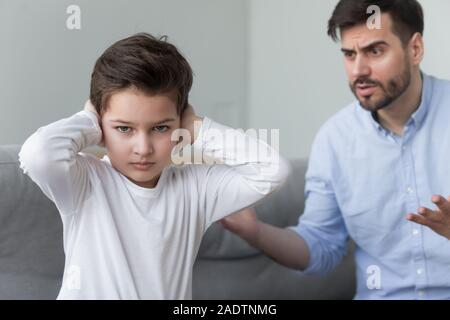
[420,0,450,79]
[247,0,450,159]
[2,1,450,159]
[0,0,247,145]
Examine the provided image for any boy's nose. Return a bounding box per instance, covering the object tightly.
[133,135,154,156]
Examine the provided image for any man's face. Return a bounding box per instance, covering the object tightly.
[341,13,412,112]
[101,87,180,188]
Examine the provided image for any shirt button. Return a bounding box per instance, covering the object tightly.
[417,268,423,275]
[402,146,407,150]
[407,187,414,194]
[412,229,419,236]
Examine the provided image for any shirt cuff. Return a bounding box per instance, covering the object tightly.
[289,224,323,275]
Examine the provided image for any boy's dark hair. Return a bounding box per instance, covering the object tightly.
[327,0,424,45]
[90,33,193,117]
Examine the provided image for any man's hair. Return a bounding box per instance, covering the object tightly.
[327,0,424,45]
[90,33,193,117]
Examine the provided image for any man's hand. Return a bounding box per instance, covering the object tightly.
[180,104,202,145]
[221,207,311,270]
[407,195,450,240]
[219,207,261,246]
[83,100,105,147]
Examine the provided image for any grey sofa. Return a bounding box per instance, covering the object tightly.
[0,144,356,299]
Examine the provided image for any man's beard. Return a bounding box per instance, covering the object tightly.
[350,64,411,112]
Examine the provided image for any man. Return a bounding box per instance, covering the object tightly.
[221,0,450,299]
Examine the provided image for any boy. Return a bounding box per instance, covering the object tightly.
[18,33,290,299]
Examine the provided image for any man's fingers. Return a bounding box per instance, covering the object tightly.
[408,195,450,240]
[407,213,436,228]
[431,194,450,216]
[417,207,440,221]
[218,218,231,229]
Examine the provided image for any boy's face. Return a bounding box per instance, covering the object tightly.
[101,87,180,189]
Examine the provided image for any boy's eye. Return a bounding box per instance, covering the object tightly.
[116,126,131,133]
[115,125,169,134]
[153,125,169,133]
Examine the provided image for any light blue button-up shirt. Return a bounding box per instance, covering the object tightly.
[293,73,450,299]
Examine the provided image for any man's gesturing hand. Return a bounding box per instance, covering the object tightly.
[407,195,450,240]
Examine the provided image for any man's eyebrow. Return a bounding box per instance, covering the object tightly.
[109,118,176,125]
[341,48,355,54]
[341,40,389,53]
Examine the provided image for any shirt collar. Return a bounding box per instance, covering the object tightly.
[410,72,432,130]
[364,71,432,135]
[101,154,168,198]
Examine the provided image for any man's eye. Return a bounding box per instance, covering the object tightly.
[153,125,169,133]
[116,126,131,133]
[371,48,383,56]
[344,52,355,59]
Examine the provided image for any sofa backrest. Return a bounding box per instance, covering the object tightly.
[0,145,65,299]
[0,144,308,299]
[198,159,306,259]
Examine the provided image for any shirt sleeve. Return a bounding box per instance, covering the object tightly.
[18,110,102,216]
[290,124,349,276]
[189,117,291,229]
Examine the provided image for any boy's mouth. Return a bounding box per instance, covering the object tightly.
[130,162,155,170]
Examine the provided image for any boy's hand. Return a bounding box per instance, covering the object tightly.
[84,100,99,118]
[219,207,261,246]
[180,104,202,144]
[84,100,105,147]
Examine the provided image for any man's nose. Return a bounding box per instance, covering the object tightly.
[352,55,371,79]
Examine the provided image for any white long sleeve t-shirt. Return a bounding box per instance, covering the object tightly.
[18,110,290,299]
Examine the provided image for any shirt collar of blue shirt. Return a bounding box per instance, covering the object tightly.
[362,71,432,137]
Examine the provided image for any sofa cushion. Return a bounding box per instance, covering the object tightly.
[193,244,356,299]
